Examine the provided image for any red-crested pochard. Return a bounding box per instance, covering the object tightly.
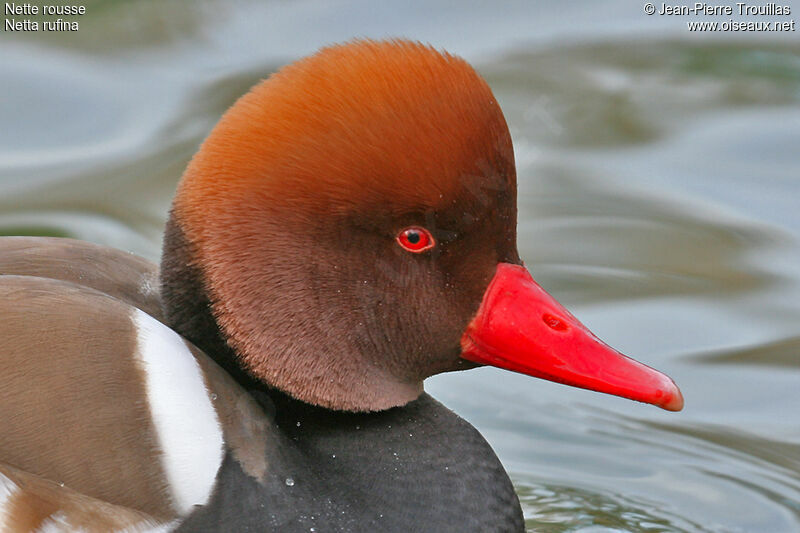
[0,40,682,532]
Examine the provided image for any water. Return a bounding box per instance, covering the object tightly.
[2,2,799,531]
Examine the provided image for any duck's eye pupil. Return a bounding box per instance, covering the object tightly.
[396,226,435,253]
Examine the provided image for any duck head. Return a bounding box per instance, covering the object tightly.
[161,40,683,413]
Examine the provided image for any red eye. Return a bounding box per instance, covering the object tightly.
[396,226,435,253]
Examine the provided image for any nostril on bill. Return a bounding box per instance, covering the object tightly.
[542,313,568,331]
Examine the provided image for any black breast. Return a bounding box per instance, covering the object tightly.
[178,392,524,532]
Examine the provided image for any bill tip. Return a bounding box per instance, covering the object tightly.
[659,383,684,412]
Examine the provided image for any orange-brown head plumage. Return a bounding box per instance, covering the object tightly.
[176,39,513,219]
[163,39,518,411]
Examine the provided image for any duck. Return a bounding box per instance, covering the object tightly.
[0,39,683,533]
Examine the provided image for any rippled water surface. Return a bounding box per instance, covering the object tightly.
[3,2,799,531]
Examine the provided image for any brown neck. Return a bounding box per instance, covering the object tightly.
[160,216,255,387]
[159,214,425,411]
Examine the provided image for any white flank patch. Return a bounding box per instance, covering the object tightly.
[132,309,224,516]
[0,472,20,530]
